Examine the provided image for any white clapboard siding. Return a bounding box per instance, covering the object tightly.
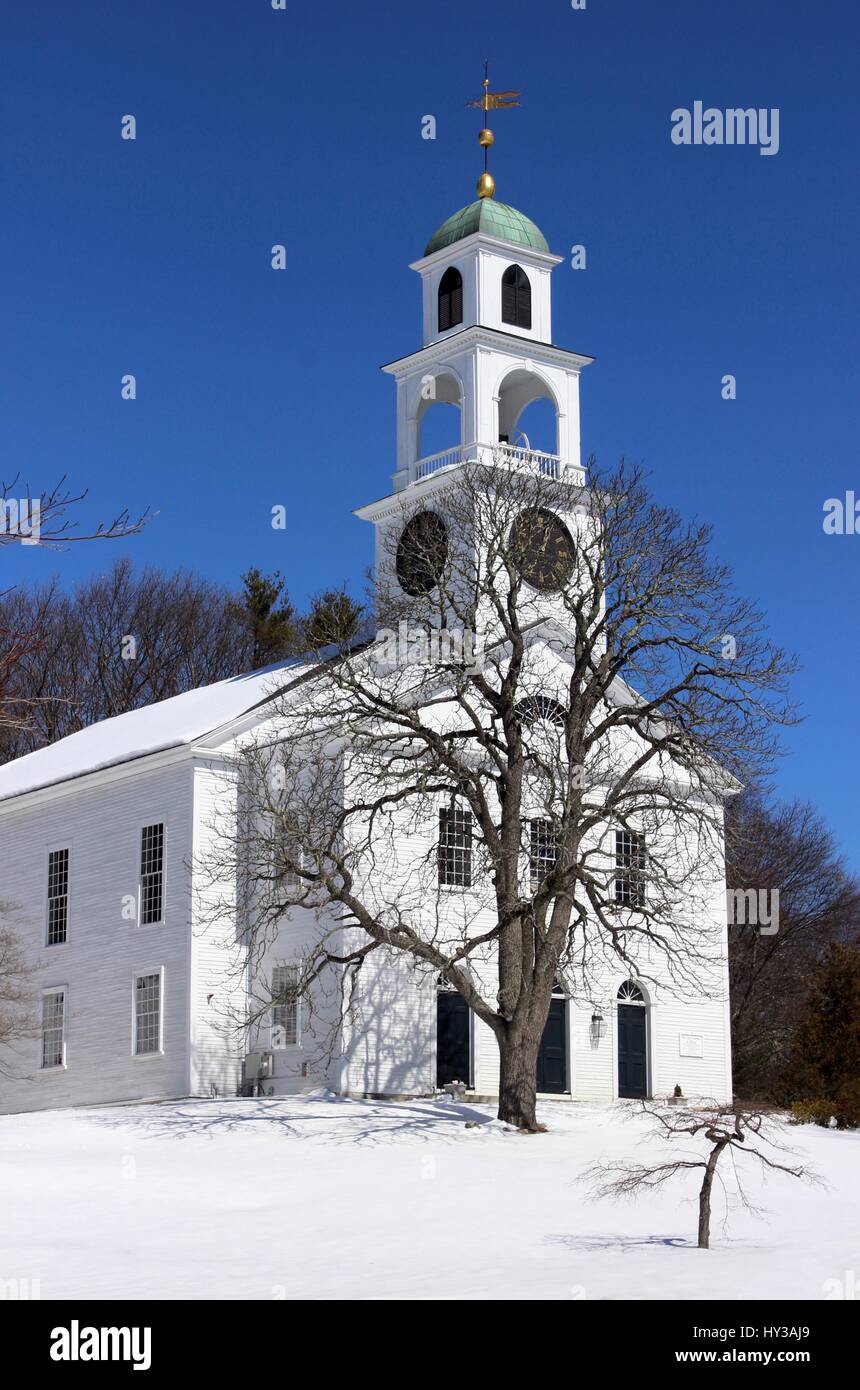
[248,909,348,1096]
[0,761,194,1113]
[188,761,246,1098]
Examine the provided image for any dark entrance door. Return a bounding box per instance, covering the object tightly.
[436,991,471,1087]
[536,997,567,1094]
[618,1004,648,1097]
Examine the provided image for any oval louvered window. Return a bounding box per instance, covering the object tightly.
[395,511,448,596]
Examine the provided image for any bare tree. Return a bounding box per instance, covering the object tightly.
[198,458,796,1130]
[0,562,367,760]
[0,473,150,745]
[727,793,860,1099]
[0,563,240,756]
[0,920,38,1074]
[1,473,149,550]
[582,1100,818,1248]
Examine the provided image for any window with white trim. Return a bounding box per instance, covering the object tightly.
[501,264,532,329]
[139,823,164,925]
[40,989,66,1069]
[437,266,463,333]
[47,848,69,945]
[134,972,162,1055]
[529,818,558,890]
[615,829,647,908]
[278,834,303,891]
[438,805,472,887]
[271,964,299,1047]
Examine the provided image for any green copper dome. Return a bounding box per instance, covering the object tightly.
[424,199,549,257]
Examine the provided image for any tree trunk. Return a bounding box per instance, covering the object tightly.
[497,1027,542,1131]
[697,1142,727,1248]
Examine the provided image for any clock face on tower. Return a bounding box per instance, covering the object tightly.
[510,508,576,592]
[395,510,449,596]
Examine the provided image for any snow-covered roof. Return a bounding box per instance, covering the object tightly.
[0,656,316,803]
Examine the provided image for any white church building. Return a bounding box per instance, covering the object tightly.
[0,171,733,1115]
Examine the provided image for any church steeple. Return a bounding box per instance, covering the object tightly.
[356,77,593,531]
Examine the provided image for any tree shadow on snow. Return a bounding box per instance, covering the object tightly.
[84,1094,497,1147]
[546,1232,693,1251]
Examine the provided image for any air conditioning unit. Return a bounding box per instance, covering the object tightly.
[244,1050,274,1083]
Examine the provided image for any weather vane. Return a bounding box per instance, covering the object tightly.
[466,61,521,200]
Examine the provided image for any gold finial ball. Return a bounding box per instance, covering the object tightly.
[476,171,496,199]
[478,127,495,148]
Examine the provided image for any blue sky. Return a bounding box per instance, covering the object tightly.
[2,0,858,865]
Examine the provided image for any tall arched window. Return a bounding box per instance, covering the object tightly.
[501,264,532,329]
[437,267,463,333]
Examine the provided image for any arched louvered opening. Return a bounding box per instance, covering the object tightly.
[514,695,568,726]
[437,266,463,333]
[501,263,532,329]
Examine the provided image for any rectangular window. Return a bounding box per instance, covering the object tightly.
[46,848,69,945]
[615,829,647,908]
[271,963,299,1047]
[278,834,303,891]
[139,823,164,925]
[438,805,473,888]
[529,819,558,890]
[134,972,162,1055]
[40,990,66,1069]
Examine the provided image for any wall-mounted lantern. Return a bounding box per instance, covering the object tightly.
[590,1012,606,1044]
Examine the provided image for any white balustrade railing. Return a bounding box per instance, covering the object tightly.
[415,444,464,479]
[413,441,584,486]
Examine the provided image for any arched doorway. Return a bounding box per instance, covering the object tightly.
[617,980,649,1098]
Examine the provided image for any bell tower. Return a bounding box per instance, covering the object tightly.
[355,72,594,620]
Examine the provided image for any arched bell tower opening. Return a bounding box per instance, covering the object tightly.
[415,370,463,473]
[497,366,560,464]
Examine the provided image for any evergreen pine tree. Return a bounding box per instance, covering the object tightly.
[231,569,298,668]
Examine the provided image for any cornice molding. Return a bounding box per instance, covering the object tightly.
[381,325,594,378]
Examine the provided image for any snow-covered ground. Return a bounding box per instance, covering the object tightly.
[1,1094,856,1300]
